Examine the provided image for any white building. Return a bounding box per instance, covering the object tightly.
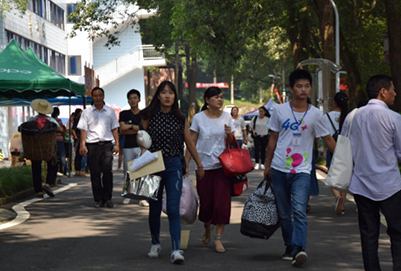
[0,0,165,158]
[66,2,165,111]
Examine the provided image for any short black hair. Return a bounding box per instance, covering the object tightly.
[91,86,104,96]
[52,107,60,117]
[366,75,393,100]
[289,69,312,88]
[127,89,141,100]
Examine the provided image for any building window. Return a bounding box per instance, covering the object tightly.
[5,31,66,75]
[67,4,77,23]
[28,0,64,30]
[69,56,81,75]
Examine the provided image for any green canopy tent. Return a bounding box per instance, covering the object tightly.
[0,39,85,99]
[0,40,86,170]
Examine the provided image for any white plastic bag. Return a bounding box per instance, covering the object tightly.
[163,177,198,224]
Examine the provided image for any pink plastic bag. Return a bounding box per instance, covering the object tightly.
[163,177,198,224]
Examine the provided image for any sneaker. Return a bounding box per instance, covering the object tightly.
[171,250,185,264]
[147,244,161,258]
[292,247,308,267]
[139,200,149,207]
[282,245,292,261]
[254,163,260,170]
[341,208,346,215]
[335,196,344,215]
[260,164,265,170]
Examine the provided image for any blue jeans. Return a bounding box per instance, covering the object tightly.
[326,149,333,168]
[57,141,69,172]
[149,156,182,251]
[271,168,311,252]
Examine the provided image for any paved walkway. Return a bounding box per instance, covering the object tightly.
[0,157,395,270]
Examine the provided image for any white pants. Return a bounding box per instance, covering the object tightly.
[123,147,141,176]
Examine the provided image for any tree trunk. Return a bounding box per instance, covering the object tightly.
[384,0,401,112]
[339,31,363,109]
[286,0,312,68]
[186,43,197,122]
[313,0,336,111]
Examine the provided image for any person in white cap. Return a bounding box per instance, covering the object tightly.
[29,99,63,198]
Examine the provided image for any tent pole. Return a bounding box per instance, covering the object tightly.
[68,88,72,177]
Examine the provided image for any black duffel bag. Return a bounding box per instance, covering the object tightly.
[240,177,280,240]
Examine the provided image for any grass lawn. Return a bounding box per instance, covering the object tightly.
[0,166,33,198]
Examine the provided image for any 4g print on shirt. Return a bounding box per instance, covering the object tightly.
[282,118,308,174]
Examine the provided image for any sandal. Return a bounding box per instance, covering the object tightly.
[214,234,225,253]
[202,224,214,245]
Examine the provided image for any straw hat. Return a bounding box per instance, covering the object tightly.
[31,99,53,115]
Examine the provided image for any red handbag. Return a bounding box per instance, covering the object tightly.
[231,174,249,196]
[218,137,254,177]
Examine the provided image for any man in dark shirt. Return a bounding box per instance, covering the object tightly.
[119,89,148,207]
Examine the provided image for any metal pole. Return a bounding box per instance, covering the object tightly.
[329,0,340,93]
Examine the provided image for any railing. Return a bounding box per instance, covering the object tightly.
[95,45,165,86]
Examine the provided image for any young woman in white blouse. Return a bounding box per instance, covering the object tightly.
[187,87,235,254]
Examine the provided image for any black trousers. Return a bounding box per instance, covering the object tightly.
[354,191,401,271]
[87,142,114,202]
[254,135,269,164]
[31,160,58,193]
[74,139,83,171]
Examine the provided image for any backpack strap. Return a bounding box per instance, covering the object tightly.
[326,113,339,134]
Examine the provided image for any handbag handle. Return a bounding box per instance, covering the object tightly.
[224,134,245,159]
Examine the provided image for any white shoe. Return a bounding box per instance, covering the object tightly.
[260,164,265,170]
[148,244,161,258]
[171,250,185,264]
[139,200,149,207]
[254,163,260,170]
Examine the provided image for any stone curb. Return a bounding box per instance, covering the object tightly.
[0,178,61,207]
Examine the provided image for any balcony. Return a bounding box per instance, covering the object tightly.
[95,45,166,86]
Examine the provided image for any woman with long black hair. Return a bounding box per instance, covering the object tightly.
[325,91,348,215]
[141,81,203,264]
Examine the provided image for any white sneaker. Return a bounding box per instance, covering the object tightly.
[171,250,185,264]
[139,200,149,207]
[254,163,260,170]
[148,244,161,258]
[260,164,265,170]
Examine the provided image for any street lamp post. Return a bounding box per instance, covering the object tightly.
[329,0,340,93]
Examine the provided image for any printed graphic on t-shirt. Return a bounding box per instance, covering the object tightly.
[285,147,307,173]
[282,118,308,131]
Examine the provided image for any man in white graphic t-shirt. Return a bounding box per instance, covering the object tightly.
[264,69,336,267]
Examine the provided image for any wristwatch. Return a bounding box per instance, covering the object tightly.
[130,124,134,130]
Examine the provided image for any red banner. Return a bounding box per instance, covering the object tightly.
[184,82,229,88]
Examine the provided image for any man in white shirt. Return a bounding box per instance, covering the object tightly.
[342,75,401,270]
[78,87,119,208]
[264,69,336,267]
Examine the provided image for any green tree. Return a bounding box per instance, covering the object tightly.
[0,0,29,17]
[384,0,401,111]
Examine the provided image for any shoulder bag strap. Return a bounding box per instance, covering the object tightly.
[344,109,358,138]
[326,113,338,133]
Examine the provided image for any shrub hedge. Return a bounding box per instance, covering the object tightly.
[0,166,33,198]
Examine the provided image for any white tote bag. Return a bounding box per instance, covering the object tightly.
[325,109,358,192]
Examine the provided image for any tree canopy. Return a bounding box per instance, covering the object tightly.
[66,0,398,110]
